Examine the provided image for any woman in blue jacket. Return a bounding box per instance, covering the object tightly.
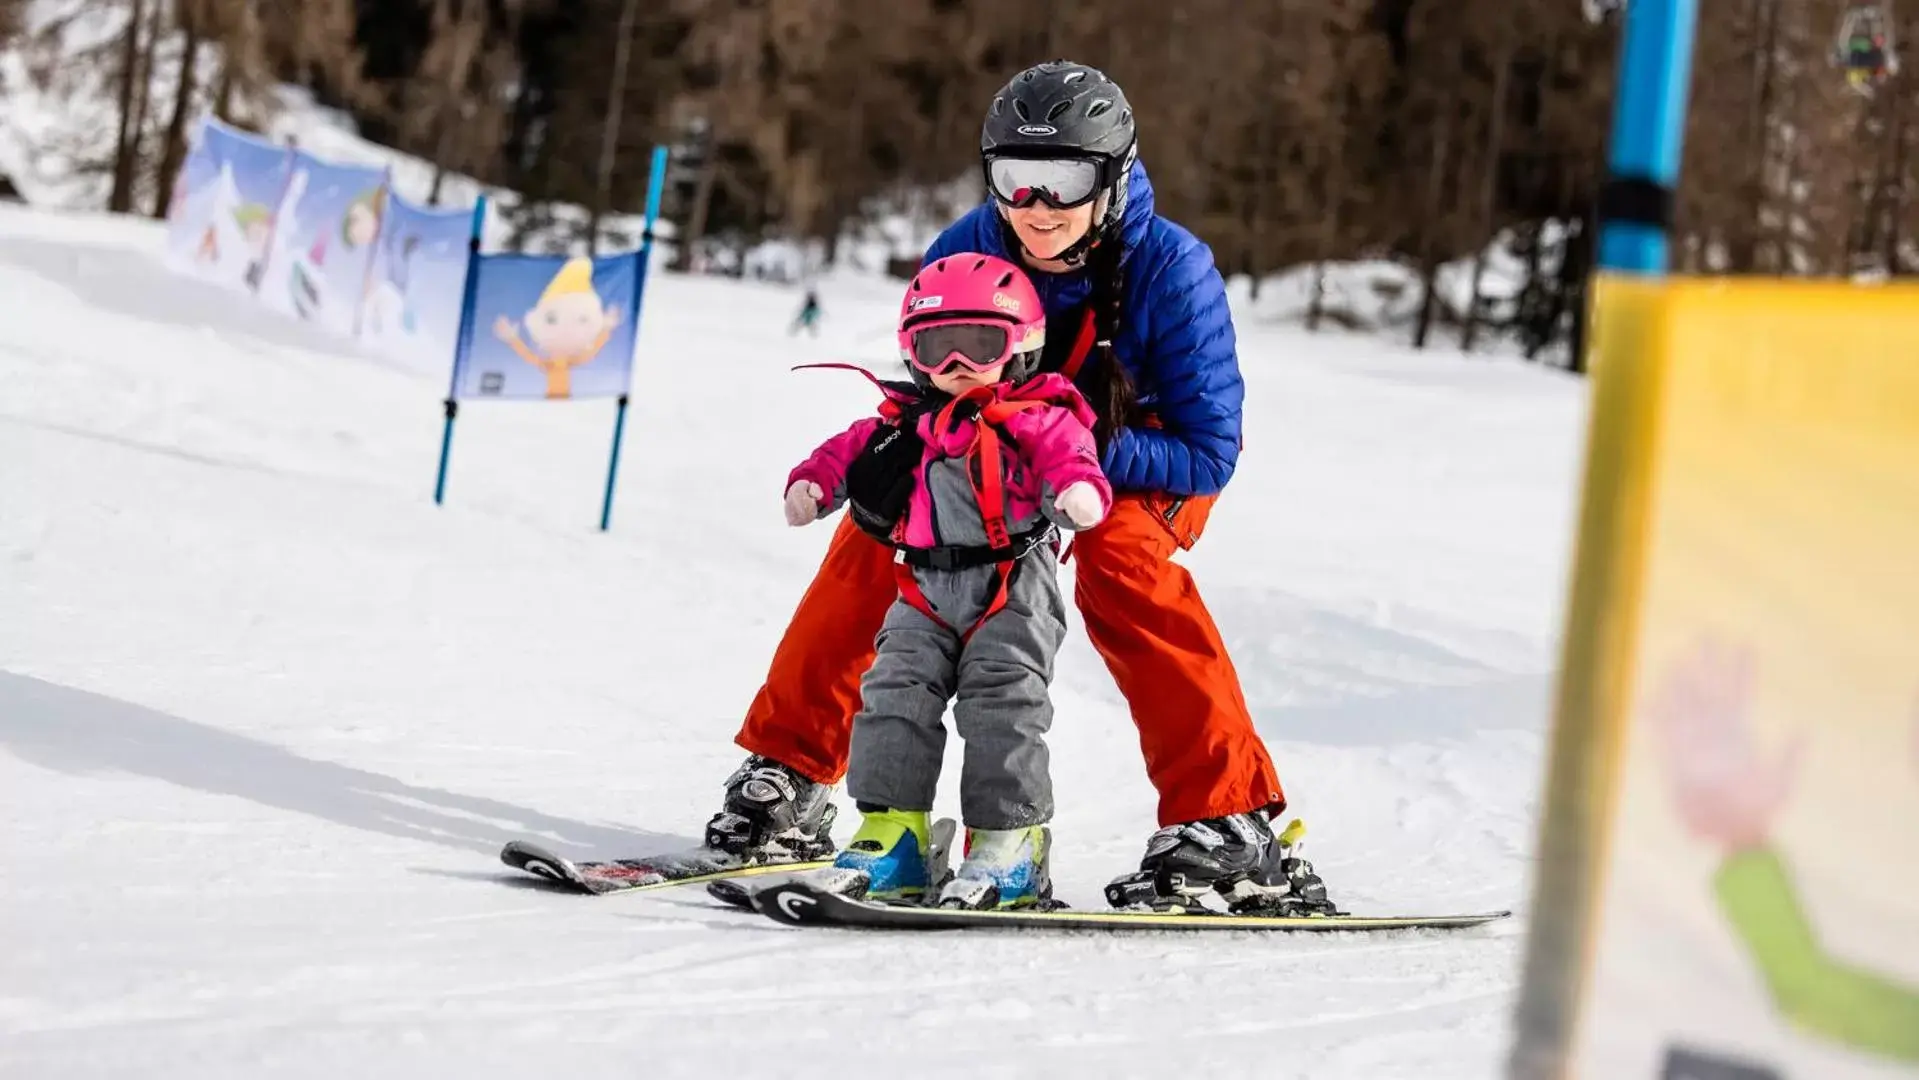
[709,61,1291,905]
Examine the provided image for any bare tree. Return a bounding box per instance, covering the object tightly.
[151,0,205,218]
[1462,17,1517,352]
[122,0,168,209]
[107,0,147,213]
[585,0,639,253]
[0,0,26,49]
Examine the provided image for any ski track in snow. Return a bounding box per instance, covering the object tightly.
[0,204,1586,1078]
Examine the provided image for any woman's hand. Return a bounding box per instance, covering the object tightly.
[1648,636,1802,853]
[784,481,824,526]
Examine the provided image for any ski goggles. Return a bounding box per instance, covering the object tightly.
[903,319,1041,375]
[984,156,1105,209]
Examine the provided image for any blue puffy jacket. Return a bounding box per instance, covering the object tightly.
[920,160,1244,496]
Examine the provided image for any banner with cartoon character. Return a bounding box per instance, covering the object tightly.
[450,252,638,401]
[162,117,292,294]
[255,149,390,337]
[359,193,471,376]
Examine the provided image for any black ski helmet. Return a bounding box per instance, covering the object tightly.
[980,60,1139,262]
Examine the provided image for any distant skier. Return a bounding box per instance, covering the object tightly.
[780,254,1110,909]
[790,287,822,336]
[1836,4,1899,94]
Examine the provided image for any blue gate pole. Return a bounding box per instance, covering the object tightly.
[435,194,489,505]
[1596,0,1700,274]
[599,145,671,533]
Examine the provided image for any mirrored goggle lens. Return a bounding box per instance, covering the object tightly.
[909,322,1012,374]
[986,157,1102,208]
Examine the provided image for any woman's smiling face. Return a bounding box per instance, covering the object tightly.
[1003,201,1095,263]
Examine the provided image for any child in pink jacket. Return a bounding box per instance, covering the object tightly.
[782,254,1112,909]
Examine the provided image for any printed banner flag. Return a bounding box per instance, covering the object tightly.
[359,193,471,376]
[1511,278,1919,1080]
[451,252,639,401]
[162,117,291,294]
[255,149,389,336]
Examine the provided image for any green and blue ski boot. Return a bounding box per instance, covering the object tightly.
[823,807,932,901]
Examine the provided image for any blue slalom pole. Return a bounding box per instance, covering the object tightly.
[435,194,489,505]
[599,145,670,532]
[1596,0,1699,274]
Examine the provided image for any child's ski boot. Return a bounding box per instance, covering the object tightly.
[934,825,1053,910]
[818,807,932,902]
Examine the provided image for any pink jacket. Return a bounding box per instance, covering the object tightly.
[789,373,1112,549]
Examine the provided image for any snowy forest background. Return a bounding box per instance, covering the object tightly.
[0,0,1913,368]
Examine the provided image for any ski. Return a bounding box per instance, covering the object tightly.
[750,879,1510,933]
[499,839,830,896]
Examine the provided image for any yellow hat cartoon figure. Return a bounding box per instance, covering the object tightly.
[492,256,623,399]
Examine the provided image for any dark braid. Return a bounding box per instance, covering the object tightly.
[1084,233,1138,447]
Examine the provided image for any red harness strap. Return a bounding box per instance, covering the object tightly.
[892,388,1050,643]
[788,361,1077,641]
[1057,308,1099,382]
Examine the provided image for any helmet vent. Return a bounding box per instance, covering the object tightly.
[1013,98,1031,121]
[972,256,987,271]
[910,275,922,291]
[1087,99,1113,118]
[991,97,1004,116]
[1046,99,1073,121]
[933,257,948,272]
[996,271,1014,287]
[1121,109,1133,126]
[1063,70,1086,84]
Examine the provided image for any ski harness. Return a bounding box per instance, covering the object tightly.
[800,309,1100,641]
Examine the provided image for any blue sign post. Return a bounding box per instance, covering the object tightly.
[1595,0,1701,274]
[598,145,671,533]
[433,194,489,506]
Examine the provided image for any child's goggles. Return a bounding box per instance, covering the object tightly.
[905,319,1034,375]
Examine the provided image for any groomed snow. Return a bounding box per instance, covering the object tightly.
[0,202,1587,1078]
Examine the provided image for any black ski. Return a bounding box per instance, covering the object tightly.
[750,879,1510,933]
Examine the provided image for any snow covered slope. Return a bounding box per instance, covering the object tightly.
[0,202,1588,1079]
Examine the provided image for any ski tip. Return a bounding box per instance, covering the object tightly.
[500,839,557,868]
[753,881,839,926]
[499,839,590,890]
[706,877,757,910]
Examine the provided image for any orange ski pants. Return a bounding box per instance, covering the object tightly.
[734,492,1285,827]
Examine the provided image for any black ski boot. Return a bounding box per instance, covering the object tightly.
[1104,812,1340,916]
[703,754,838,862]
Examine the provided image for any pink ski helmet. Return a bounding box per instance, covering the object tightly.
[897,253,1047,388]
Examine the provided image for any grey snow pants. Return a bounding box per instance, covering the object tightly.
[845,544,1068,830]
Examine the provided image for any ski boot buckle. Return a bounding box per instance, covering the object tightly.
[1105,869,1212,912]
